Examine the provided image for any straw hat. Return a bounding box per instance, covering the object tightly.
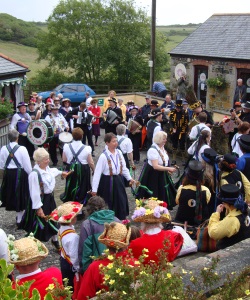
[132,197,171,223]
[98,222,131,249]
[50,201,83,223]
[30,92,38,98]
[9,237,48,266]
[90,98,98,105]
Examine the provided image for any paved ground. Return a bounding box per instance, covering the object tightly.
[0,129,201,272]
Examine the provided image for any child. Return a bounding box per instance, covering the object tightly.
[50,201,82,291]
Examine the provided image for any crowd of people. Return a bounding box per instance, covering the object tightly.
[1,82,250,299]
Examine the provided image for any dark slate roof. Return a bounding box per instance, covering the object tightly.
[0,53,29,76]
[169,14,250,60]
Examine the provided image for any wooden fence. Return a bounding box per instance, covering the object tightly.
[0,119,10,148]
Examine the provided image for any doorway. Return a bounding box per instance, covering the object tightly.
[237,69,250,101]
[194,66,208,105]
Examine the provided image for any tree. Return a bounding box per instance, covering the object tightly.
[36,0,168,86]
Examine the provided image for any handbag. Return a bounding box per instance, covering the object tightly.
[196,219,217,252]
[172,226,198,257]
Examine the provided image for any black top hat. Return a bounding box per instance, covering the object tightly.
[176,99,183,107]
[241,101,250,109]
[150,100,159,107]
[238,134,250,152]
[148,108,163,118]
[108,97,117,104]
[219,184,240,201]
[17,102,28,108]
[186,160,204,181]
[223,154,237,165]
[201,148,217,165]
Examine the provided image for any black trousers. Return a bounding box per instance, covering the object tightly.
[82,127,94,153]
[18,135,35,159]
[128,132,141,161]
[171,132,186,151]
[60,256,75,292]
[48,135,62,164]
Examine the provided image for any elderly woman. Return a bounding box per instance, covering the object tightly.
[21,148,69,248]
[136,131,177,209]
[129,198,183,264]
[78,196,120,273]
[61,127,95,205]
[208,184,250,250]
[0,129,32,227]
[175,160,211,225]
[91,133,134,220]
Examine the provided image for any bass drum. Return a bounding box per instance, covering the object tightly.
[27,120,54,146]
[58,132,73,149]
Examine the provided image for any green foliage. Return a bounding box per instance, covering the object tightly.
[0,13,43,47]
[36,0,168,86]
[0,259,40,300]
[0,97,14,120]
[206,77,229,91]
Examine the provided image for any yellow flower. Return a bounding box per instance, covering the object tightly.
[143,254,149,258]
[46,284,55,291]
[203,267,208,270]
[96,290,102,295]
[190,276,194,282]
[123,291,127,295]
[134,261,140,265]
[108,255,114,260]
[142,248,149,252]
[104,274,110,280]
[182,269,187,274]
[166,273,172,279]
[109,279,115,285]
[214,272,218,276]
[116,268,121,273]
[150,197,158,200]
[104,249,109,253]
[107,263,113,269]
[245,290,250,296]
[140,271,147,275]
[145,209,153,215]
[119,272,125,276]
[189,271,192,274]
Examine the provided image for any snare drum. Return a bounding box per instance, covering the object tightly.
[58,132,73,149]
[27,120,54,146]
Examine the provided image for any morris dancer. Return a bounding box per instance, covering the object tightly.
[103,97,123,135]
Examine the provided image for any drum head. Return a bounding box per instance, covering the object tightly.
[27,120,54,146]
[59,132,73,143]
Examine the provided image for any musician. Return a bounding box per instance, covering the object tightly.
[45,105,69,166]
[10,102,34,159]
[61,98,73,132]
[126,100,135,121]
[103,90,116,113]
[54,97,67,116]
[103,98,123,135]
[42,99,53,119]
[61,127,95,204]
[127,106,143,163]
[146,107,163,149]
[169,99,189,165]
[88,99,101,146]
[27,101,39,121]
[67,102,95,155]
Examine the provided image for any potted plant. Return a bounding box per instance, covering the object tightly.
[206,76,229,91]
[0,97,14,123]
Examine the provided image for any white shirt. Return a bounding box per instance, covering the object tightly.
[63,140,92,164]
[92,148,131,192]
[189,123,211,141]
[59,225,79,271]
[10,112,31,131]
[152,122,162,142]
[29,164,62,209]
[0,229,8,262]
[187,142,210,162]
[231,132,243,157]
[117,135,133,154]
[0,142,32,174]
[147,143,169,166]
[16,269,42,280]
[45,113,69,133]
[85,97,93,107]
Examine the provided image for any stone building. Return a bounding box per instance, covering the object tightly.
[169,13,250,113]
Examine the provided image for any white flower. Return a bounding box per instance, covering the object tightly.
[11,253,19,261]
[7,234,15,241]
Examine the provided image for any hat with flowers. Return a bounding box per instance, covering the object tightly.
[8,233,48,266]
[98,222,131,249]
[49,201,83,224]
[132,197,171,223]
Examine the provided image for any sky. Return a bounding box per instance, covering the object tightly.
[0,0,249,25]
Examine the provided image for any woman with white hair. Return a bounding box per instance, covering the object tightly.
[136,131,177,209]
[116,124,134,169]
[21,147,70,248]
[0,129,32,227]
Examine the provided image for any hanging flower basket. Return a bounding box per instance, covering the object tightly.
[206,76,229,91]
[0,97,14,121]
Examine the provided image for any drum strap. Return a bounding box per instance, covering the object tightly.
[69,144,85,164]
[5,144,21,169]
[103,150,122,175]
